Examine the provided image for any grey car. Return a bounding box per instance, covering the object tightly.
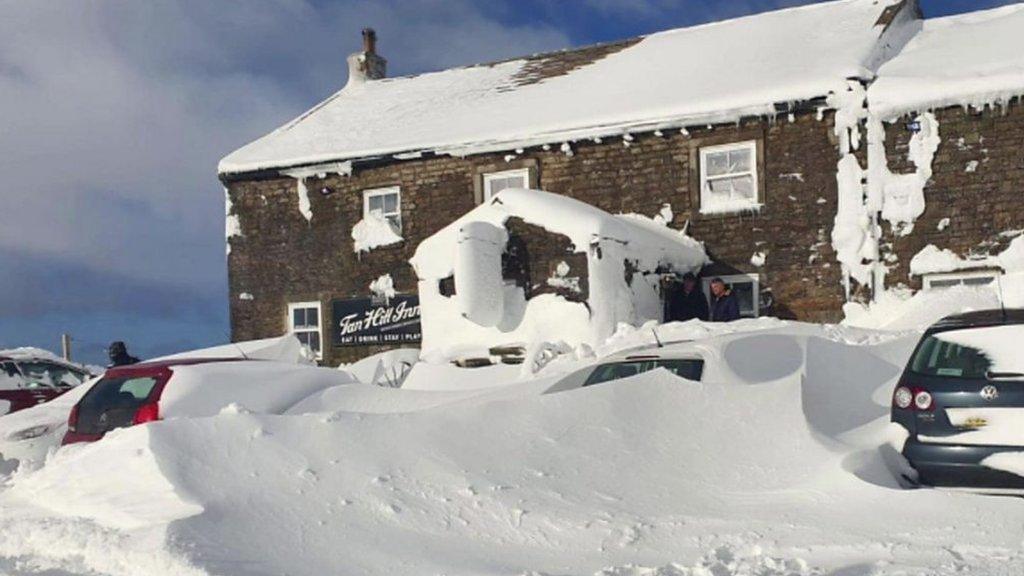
[892,309,1024,490]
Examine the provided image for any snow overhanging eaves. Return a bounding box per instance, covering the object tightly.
[217,91,844,178]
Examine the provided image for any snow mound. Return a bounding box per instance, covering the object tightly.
[3,324,1024,575]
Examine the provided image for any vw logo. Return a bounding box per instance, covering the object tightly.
[980,385,1000,401]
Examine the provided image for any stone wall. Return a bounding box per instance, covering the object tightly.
[879,99,1024,287]
[226,109,852,364]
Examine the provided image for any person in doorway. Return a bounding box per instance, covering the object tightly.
[709,277,741,322]
[667,272,709,322]
[107,341,140,368]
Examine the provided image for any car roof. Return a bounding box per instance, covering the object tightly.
[928,308,1024,333]
[603,343,704,362]
[103,357,248,376]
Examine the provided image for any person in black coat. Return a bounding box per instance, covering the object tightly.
[107,341,140,368]
[666,272,709,322]
[709,277,741,322]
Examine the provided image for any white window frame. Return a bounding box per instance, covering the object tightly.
[483,168,530,202]
[362,186,402,234]
[699,141,760,214]
[702,273,760,318]
[288,301,323,359]
[923,270,1000,291]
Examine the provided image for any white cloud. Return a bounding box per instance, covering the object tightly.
[0,0,569,317]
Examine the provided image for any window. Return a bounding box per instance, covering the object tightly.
[363,187,401,234]
[699,141,759,214]
[702,274,760,318]
[483,169,530,202]
[288,302,323,359]
[584,359,705,387]
[923,271,1000,291]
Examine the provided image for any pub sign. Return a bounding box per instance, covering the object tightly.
[331,295,422,346]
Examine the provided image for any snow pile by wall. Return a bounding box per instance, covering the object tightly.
[410,189,707,356]
[351,212,403,253]
[868,112,940,234]
[910,234,1024,277]
[369,273,397,301]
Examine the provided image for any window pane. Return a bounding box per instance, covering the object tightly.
[383,193,398,214]
[729,281,756,317]
[584,362,645,386]
[929,279,961,289]
[729,148,752,172]
[293,308,304,328]
[705,151,730,177]
[368,195,384,214]
[307,307,319,327]
[309,332,321,353]
[386,215,402,233]
[731,175,756,201]
[963,276,995,287]
[707,178,734,197]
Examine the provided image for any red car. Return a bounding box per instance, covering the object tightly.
[0,354,93,416]
[62,358,241,445]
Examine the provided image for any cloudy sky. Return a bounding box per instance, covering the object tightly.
[0,0,1014,364]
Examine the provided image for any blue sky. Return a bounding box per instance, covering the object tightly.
[0,0,1015,364]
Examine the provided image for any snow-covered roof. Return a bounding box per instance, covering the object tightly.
[220,0,912,175]
[411,188,708,281]
[869,4,1024,118]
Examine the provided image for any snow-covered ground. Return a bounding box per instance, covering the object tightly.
[1,320,1022,576]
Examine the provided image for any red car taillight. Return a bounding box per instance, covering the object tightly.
[132,402,160,425]
[67,405,80,432]
[893,386,934,411]
[913,388,934,411]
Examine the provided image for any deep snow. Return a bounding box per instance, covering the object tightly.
[2,322,1023,576]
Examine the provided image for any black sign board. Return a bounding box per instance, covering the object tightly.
[331,296,422,347]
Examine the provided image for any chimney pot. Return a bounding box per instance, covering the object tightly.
[346,28,387,86]
[362,28,377,55]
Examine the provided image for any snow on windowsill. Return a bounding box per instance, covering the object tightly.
[699,200,764,217]
[352,213,403,254]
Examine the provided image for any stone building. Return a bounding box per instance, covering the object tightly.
[219,0,1024,365]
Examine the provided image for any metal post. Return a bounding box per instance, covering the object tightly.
[61,334,72,362]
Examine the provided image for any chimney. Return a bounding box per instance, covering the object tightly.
[346,27,387,87]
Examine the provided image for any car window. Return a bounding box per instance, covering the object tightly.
[912,333,992,379]
[16,361,88,388]
[913,325,1024,379]
[0,361,24,390]
[80,376,159,411]
[653,359,704,381]
[584,358,704,387]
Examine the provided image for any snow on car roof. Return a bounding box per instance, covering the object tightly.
[868,4,1024,118]
[219,0,910,175]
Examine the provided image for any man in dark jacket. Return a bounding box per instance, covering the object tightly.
[709,277,741,322]
[107,341,140,368]
[667,272,709,322]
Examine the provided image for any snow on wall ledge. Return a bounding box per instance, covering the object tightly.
[351,213,403,254]
[410,189,708,355]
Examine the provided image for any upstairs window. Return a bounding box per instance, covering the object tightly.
[483,169,529,202]
[363,187,402,233]
[288,302,323,359]
[699,141,760,214]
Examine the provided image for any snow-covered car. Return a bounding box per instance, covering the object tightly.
[544,347,705,394]
[62,358,356,445]
[0,352,93,416]
[892,309,1024,490]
